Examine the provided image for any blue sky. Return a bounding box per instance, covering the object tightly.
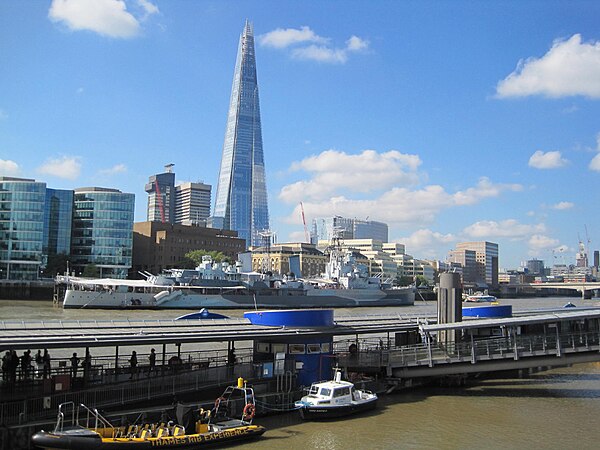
[1,0,600,269]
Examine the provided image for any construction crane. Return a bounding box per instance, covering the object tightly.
[300,202,309,243]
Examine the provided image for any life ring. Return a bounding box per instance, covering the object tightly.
[242,403,255,420]
[214,397,226,410]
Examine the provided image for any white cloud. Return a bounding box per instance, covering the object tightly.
[496,34,600,99]
[0,159,19,176]
[98,163,127,176]
[258,26,327,49]
[292,45,348,64]
[452,177,522,206]
[462,219,546,240]
[528,234,560,254]
[48,0,157,38]
[260,26,369,64]
[552,201,574,210]
[37,156,81,180]
[280,149,422,202]
[528,150,568,169]
[395,229,456,258]
[589,133,600,172]
[346,35,369,52]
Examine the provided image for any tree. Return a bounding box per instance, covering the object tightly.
[82,264,100,278]
[415,275,429,287]
[44,253,69,277]
[184,250,230,267]
[395,275,414,287]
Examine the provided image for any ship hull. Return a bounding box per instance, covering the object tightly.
[62,287,415,309]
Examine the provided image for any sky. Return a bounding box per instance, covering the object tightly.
[1,0,600,270]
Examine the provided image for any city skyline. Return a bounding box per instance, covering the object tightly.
[1,1,600,268]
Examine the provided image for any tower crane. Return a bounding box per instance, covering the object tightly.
[300,202,309,243]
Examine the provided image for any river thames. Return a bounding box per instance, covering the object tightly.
[2,296,600,449]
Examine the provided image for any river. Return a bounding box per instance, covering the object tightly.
[2,296,600,449]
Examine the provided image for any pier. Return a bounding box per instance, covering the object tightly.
[3,307,600,430]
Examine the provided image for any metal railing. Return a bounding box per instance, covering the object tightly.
[336,330,600,370]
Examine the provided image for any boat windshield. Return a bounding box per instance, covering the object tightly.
[319,388,331,397]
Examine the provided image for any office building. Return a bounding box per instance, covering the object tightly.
[71,187,135,279]
[145,164,176,224]
[452,241,499,287]
[0,177,45,280]
[315,216,388,243]
[213,21,269,247]
[174,182,211,226]
[43,188,73,258]
[132,221,246,275]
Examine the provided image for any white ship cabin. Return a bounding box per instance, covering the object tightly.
[303,372,356,405]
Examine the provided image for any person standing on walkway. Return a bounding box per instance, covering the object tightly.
[129,351,138,380]
[70,352,80,380]
[83,350,92,384]
[42,349,51,380]
[148,348,156,376]
[1,351,10,383]
[20,350,32,381]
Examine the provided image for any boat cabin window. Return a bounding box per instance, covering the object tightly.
[319,388,332,397]
[333,387,350,398]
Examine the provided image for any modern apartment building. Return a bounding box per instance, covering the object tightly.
[174,182,211,226]
[70,187,135,279]
[213,21,269,247]
[0,177,46,280]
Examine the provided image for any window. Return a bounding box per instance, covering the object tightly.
[288,344,305,354]
[307,344,321,354]
[333,387,350,398]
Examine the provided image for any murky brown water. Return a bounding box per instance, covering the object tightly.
[2,296,600,449]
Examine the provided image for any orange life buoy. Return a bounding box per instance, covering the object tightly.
[242,403,255,420]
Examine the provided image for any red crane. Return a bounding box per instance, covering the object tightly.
[300,202,309,243]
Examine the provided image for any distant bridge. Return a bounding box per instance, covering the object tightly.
[501,282,600,299]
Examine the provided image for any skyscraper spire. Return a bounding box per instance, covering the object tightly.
[214,20,269,247]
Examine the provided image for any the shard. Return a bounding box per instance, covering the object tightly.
[213,20,269,247]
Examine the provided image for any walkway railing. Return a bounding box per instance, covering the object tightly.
[0,361,258,426]
[336,330,600,371]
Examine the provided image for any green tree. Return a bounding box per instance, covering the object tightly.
[415,275,429,287]
[44,253,69,277]
[82,264,100,278]
[184,250,230,267]
[395,275,414,287]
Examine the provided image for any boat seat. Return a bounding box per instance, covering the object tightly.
[139,429,150,439]
[172,426,185,437]
[156,427,168,438]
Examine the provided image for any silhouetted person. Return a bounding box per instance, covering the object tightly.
[42,349,51,380]
[20,350,32,381]
[129,351,138,379]
[1,351,9,383]
[83,350,92,384]
[35,350,43,377]
[70,352,80,380]
[9,351,18,383]
[148,348,156,376]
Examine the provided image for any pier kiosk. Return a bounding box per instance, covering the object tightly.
[244,309,334,386]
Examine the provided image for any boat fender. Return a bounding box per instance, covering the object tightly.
[243,403,255,420]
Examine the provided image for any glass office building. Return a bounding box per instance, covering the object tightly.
[214,20,269,247]
[0,177,46,280]
[43,188,73,259]
[71,187,135,279]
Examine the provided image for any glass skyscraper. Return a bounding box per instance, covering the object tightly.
[71,187,135,279]
[214,20,269,247]
[43,188,73,258]
[0,177,46,280]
